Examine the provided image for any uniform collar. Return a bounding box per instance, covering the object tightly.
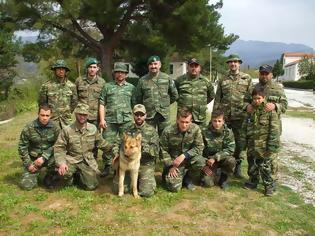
[85,75,99,84]
[74,122,89,132]
[35,119,54,128]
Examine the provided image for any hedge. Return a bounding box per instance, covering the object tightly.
[282,80,314,90]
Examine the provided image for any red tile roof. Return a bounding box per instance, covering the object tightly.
[283,52,315,58]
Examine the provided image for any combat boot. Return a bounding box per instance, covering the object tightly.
[234,160,244,179]
[100,165,111,178]
[183,174,196,191]
[218,173,229,190]
[43,172,59,189]
[243,181,258,190]
[265,185,273,196]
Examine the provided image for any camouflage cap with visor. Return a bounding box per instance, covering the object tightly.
[74,103,90,115]
[226,54,243,64]
[133,104,146,114]
[113,62,128,73]
[259,64,273,73]
[51,59,70,71]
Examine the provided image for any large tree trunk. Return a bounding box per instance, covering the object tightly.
[100,45,114,82]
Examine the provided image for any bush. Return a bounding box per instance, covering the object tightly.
[282,80,314,90]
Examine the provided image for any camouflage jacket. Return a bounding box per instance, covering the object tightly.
[128,122,160,166]
[175,74,215,123]
[160,123,204,166]
[214,71,252,121]
[240,102,280,158]
[75,75,105,121]
[134,72,178,119]
[99,81,135,124]
[202,124,235,162]
[18,119,59,168]
[54,122,112,172]
[38,77,78,128]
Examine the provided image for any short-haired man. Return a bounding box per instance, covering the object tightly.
[54,103,113,190]
[175,58,215,127]
[201,110,236,189]
[213,54,252,178]
[160,107,205,192]
[18,104,60,190]
[134,55,178,135]
[99,62,135,177]
[112,104,160,197]
[38,59,78,129]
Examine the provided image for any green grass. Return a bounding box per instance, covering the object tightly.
[285,109,315,120]
[0,109,314,235]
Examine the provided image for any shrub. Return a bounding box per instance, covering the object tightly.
[282,80,314,90]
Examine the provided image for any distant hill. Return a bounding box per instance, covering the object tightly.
[226,39,315,69]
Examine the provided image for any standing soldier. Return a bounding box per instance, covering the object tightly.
[213,54,252,178]
[38,59,78,129]
[99,62,135,177]
[175,58,215,128]
[134,55,178,135]
[18,104,60,190]
[54,103,113,191]
[112,104,160,197]
[160,108,205,192]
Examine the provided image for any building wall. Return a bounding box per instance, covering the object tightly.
[283,63,300,81]
[169,62,187,79]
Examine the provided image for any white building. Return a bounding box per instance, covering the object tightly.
[281,52,315,81]
[169,61,187,79]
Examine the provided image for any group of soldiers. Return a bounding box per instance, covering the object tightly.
[18,53,287,197]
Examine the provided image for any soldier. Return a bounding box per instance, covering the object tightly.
[18,104,60,190]
[240,87,280,196]
[175,58,215,128]
[112,104,160,197]
[38,59,78,129]
[134,55,178,135]
[54,103,113,190]
[160,107,205,192]
[201,110,236,189]
[76,57,105,127]
[99,62,135,177]
[213,54,252,178]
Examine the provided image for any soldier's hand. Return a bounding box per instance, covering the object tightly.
[173,154,185,168]
[58,164,69,176]
[167,166,179,178]
[28,164,38,173]
[206,158,215,167]
[246,104,254,113]
[264,102,275,112]
[202,165,213,176]
[34,157,44,167]
[99,119,107,129]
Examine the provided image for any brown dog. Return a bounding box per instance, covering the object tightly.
[115,132,142,198]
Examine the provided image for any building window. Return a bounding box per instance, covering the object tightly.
[169,64,174,75]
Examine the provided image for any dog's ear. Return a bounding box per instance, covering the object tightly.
[123,132,128,141]
[135,133,142,145]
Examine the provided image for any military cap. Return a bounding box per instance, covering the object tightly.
[113,62,128,73]
[226,54,243,64]
[74,103,90,115]
[51,59,70,71]
[85,57,98,68]
[187,58,200,65]
[259,64,273,73]
[133,104,146,114]
[147,55,160,64]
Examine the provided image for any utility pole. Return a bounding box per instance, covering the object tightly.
[208,44,212,81]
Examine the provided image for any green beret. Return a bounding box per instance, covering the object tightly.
[85,57,99,68]
[147,55,160,64]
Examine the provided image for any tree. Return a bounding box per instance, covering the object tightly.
[0,11,20,100]
[4,0,237,79]
[298,57,315,81]
[272,59,284,80]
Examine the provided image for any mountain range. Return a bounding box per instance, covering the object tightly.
[225,39,315,68]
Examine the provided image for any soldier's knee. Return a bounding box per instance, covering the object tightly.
[84,183,98,191]
[20,178,37,190]
[139,190,155,197]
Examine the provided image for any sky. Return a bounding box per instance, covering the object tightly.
[218,0,315,49]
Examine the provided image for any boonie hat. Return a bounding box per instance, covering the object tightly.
[74,103,90,115]
[51,59,70,71]
[226,54,243,64]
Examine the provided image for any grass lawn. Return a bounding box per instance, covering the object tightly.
[0,108,314,235]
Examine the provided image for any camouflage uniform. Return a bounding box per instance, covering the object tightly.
[112,122,160,197]
[99,81,135,166]
[54,121,113,190]
[175,73,215,127]
[213,71,252,169]
[160,123,205,192]
[38,78,78,129]
[134,72,178,135]
[18,119,59,190]
[76,75,105,124]
[201,124,236,187]
[240,101,280,189]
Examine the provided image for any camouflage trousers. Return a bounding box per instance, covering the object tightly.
[247,152,278,187]
[102,121,132,166]
[227,119,243,162]
[112,164,156,197]
[162,155,205,192]
[60,161,98,190]
[146,113,169,136]
[20,167,56,190]
[88,119,100,159]
[201,156,236,187]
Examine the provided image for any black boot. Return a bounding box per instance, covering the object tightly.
[100,165,111,178]
[183,174,196,190]
[43,172,59,189]
[234,160,244,179]
[218,173,229,190]
[243,181,258,190]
